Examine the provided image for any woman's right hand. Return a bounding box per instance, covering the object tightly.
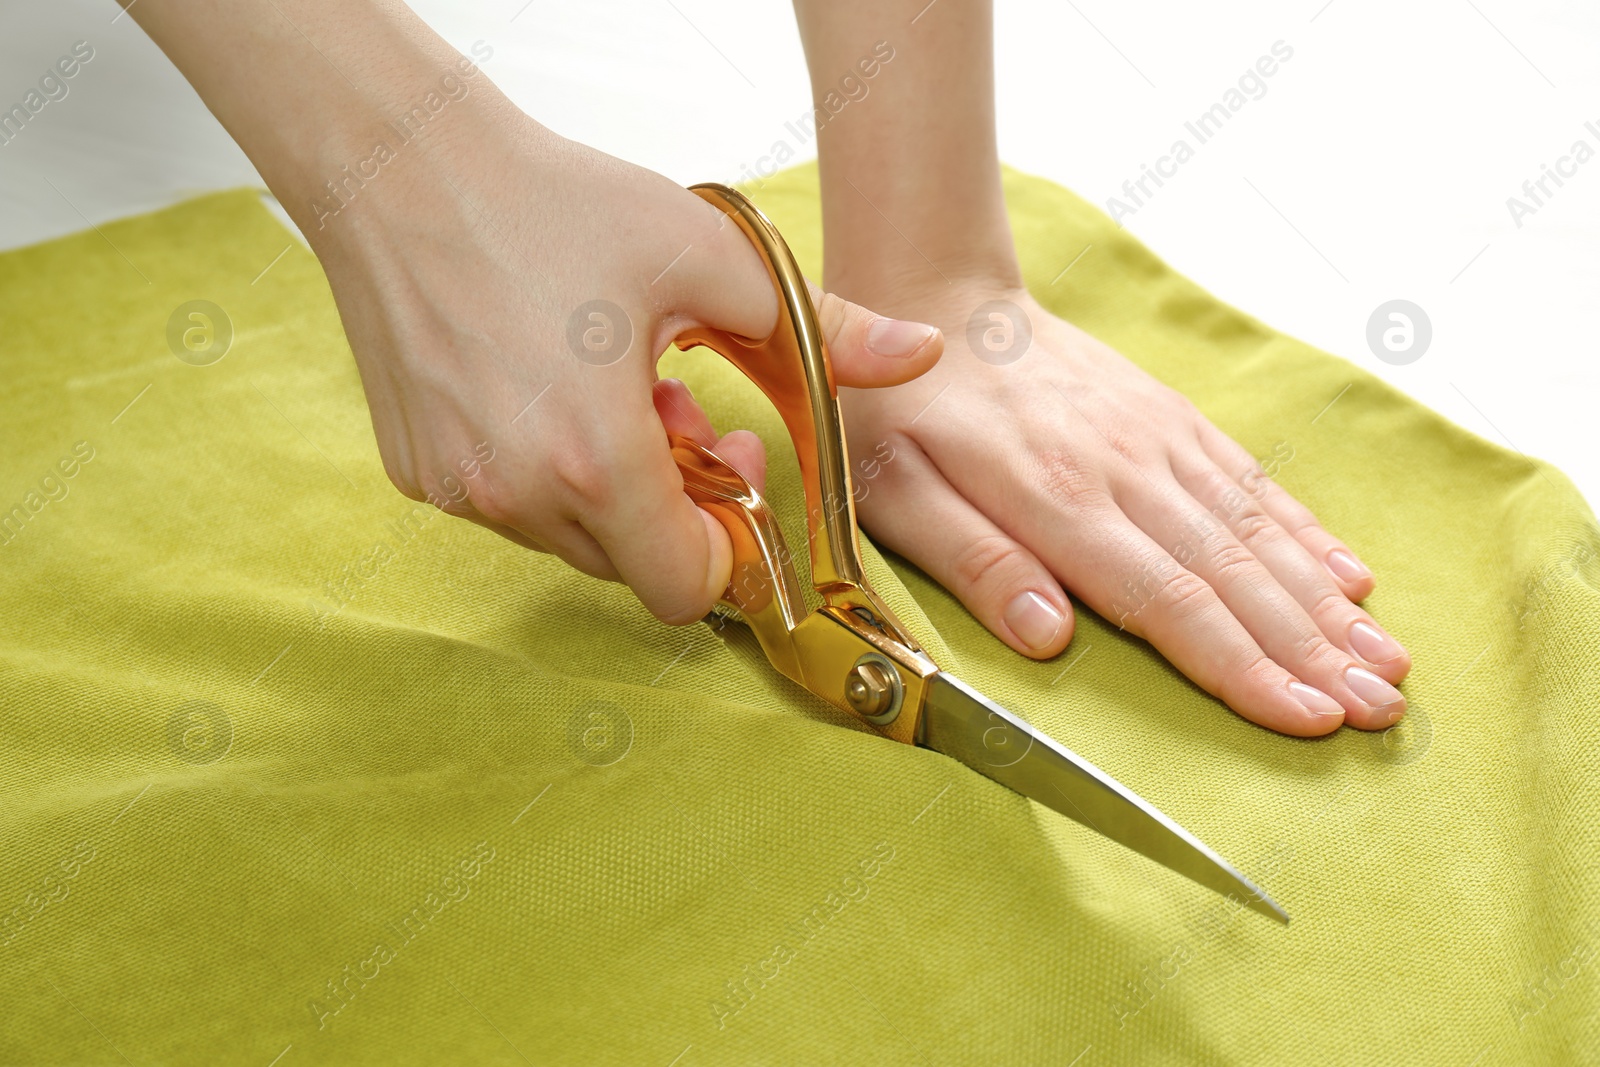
[303,96,942,625]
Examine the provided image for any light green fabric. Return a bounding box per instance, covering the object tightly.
[2,165,1597,1066]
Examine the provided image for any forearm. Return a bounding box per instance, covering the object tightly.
[791,0,1019,305]
[118,0,513,249]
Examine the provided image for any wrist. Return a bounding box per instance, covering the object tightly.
[828,274,1033,340]
[260,36,516,247]
[813,156,1021,306]
[821,232,1023,318]
[819,198,1023,324]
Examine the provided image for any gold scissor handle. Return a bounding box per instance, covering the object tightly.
[670,184,937,744]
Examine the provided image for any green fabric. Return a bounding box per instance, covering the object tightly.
[2,164,1596,1067]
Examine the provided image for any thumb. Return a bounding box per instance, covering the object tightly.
[804,279,942,388]
[665,194,940,386]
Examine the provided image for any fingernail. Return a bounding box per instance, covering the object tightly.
[1004,591,1064,651]
[1325,548,1370,583]
[866,317,938,359]
[1345,666,1404,710]
[1349,621,1404,664]
[1289,682,1344,718]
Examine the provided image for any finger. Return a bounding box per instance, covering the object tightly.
[651,378,767,491]
[859,438,1072,658]
[652,378,719,447]
[670,207,941,388]
[1036,507,1347,737]
[804,279,943,388]
[410,454,624,581]
[461,513,552,554]
[1120,471,1406,731]
[1172,455,1412,689]
[574,416,733,625]
[711,429,767,493]
[903,401,1347,734]
[1196,422,1377,602]
[454,501,622,582]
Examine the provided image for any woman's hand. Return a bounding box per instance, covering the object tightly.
[788,0,1409,736]
[120,0,944,627]
[310,112,941,624]
[839,283,1410,737]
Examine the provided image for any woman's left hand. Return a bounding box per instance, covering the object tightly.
[831,283,1410,738]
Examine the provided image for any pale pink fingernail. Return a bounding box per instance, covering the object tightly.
[1325,549,1370,583]
[1345,667,1404,711]
[866,317,938,359]
[1289,682,1343,717]
[1349,621,1404,664]
[1004,591,1065,651]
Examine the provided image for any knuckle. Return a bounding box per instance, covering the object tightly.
[1152,569,1217,621]
[382,462,424,503]
[1203,537,1259,586]
[949,534,1031,594]
[1306,586,1352,621]
[464,471,527,526]
[415,467,476,517]
[1100,426,1142,465]
[1236,652,1283,692]
[1234,458,1270,486]
[1033,448,1106,513]
[1282,511,1324,539]
[1231,510,1280,549]
[1288,628,1338,667]
[1190,466,1237,506]
[812,289,851,344]
[547,446,615,517]
[433,496,476,520]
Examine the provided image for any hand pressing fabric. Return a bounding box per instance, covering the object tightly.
[792,0,1411,735]
[836,285,1410,736]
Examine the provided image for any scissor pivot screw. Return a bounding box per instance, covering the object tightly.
[845,654,903,724]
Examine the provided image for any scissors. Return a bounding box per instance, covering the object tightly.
[671,183,1288,925]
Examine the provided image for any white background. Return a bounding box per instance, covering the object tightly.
[3,0,1595,507]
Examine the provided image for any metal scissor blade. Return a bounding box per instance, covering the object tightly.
[921,672,1289,925]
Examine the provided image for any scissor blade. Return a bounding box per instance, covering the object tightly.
[921,672,1289,925]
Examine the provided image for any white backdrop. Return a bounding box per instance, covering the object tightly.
[3,0,1595,506]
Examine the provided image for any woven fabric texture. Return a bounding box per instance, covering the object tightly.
[1,165,1596,1066]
